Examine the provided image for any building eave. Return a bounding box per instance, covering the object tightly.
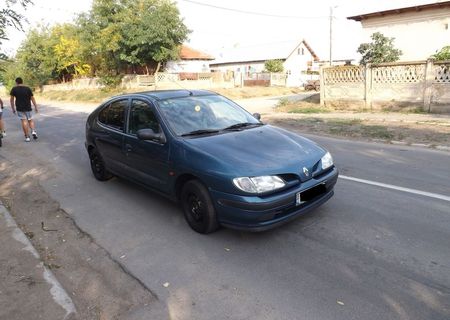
[347,1,450,21]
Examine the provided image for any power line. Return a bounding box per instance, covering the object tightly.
[179,0,328,19]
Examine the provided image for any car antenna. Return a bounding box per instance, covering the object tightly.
[165,74,194,96]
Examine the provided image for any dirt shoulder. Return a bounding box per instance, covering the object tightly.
[265,113,450,150]
[268,95,450,150]
[0,158,167,319]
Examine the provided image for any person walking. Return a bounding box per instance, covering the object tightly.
[0,97,5,138]
[10,77,39,142]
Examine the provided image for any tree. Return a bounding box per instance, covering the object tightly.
[74,0,125,85]
[51,24,91,80]
[14,26,56,88]
[432,46,450,61]
[264,59,284,73]
[0,0,33,59]
[118,0,190,73]
[357,32,402,65]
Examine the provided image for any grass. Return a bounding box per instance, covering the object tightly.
[36,86,304,103]
[276,94,332,114]
[275,93,436,115]
[269,117,450,145]
[37,88,138,103]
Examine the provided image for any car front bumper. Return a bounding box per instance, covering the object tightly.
[210,167,338,231]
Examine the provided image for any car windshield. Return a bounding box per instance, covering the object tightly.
[157,94,261,136]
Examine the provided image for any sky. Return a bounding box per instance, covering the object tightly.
[2,0,440,61]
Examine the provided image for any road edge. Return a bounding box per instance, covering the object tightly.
[0,201,76,319]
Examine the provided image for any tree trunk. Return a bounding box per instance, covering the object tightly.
[155,61,161,74]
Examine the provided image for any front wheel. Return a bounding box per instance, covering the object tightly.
[89,148,113,181]
[181,180,219,234]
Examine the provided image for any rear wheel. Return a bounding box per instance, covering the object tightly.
[181,180,219,234]
[89,148,113,181]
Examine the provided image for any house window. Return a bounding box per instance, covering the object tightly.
[298,47,305,55]
[445,23,449,30]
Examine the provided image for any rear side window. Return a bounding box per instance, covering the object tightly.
[98,99,127,131]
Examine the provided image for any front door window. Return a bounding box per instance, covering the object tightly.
[128,100,160,135]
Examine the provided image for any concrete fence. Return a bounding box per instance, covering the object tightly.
[320,59,450,113]
[41,72,290,92]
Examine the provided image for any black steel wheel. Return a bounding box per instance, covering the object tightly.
[181,180,219,234]
[89,148,113,181]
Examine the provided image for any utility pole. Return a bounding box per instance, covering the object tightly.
[329,6,333,66]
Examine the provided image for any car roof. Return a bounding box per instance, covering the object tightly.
[117,89,218,101]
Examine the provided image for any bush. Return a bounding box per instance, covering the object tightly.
[264,59,284,73]
[432,46,450,61]
[97,74,123,88]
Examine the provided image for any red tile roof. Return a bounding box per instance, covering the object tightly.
[180,45,215,60]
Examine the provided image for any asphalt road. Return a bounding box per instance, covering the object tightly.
[1,102,449,320]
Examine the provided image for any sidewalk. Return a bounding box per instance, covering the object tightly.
[0,203,76,320]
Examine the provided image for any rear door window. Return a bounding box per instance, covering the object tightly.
[98,99,128,131]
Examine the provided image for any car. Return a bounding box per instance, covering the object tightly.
[85,90,338,233]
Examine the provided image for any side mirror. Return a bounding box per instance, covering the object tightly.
[137,129,166,143]
[253,113,261,121]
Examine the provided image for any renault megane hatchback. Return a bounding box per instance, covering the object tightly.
[85,90,338,233]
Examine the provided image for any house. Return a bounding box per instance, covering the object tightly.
[165,45,215,73]
[348,1,450,61]
[209,39,319,87]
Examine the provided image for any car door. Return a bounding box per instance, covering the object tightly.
[95,98,129,175]
[123,99,171,193]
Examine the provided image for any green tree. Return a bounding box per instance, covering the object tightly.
[76,0,124,82]
[118,0,190,73]
[357,32,402,65]
[432,46,450,61]
[264,59,284,73]
[14,26,56,88]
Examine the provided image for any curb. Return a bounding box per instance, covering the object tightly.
[0,202,76,319]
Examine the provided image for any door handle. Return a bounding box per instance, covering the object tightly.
[125,144,133,152]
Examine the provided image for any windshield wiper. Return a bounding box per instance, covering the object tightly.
[181,129,220,137]
[223,122,264,131]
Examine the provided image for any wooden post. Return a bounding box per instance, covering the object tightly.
[364,64,372,110]
[320,66,325,107]
[423,59,434,112]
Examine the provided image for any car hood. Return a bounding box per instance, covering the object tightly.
[182,125,326,177]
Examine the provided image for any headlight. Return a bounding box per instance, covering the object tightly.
[321,152,333,170]
[233,176,286,194]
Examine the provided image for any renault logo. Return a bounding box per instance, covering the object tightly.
[303,167,309,177]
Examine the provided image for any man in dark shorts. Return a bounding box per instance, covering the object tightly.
[10,77,39,142]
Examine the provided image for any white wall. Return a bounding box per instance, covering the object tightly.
[360,7,450,61]
[284,42,315,87]
[211,62,265,73]
[165,60,211,73]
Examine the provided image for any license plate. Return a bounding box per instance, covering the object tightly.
[295,192,304,206]
[296,183,327,206]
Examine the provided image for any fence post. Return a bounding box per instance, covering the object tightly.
[423,59,434,112]
[320,66,325,107]
[364,64,372,110]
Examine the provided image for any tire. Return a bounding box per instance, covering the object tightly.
[89,148,113,181]
[180,180,219,234]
